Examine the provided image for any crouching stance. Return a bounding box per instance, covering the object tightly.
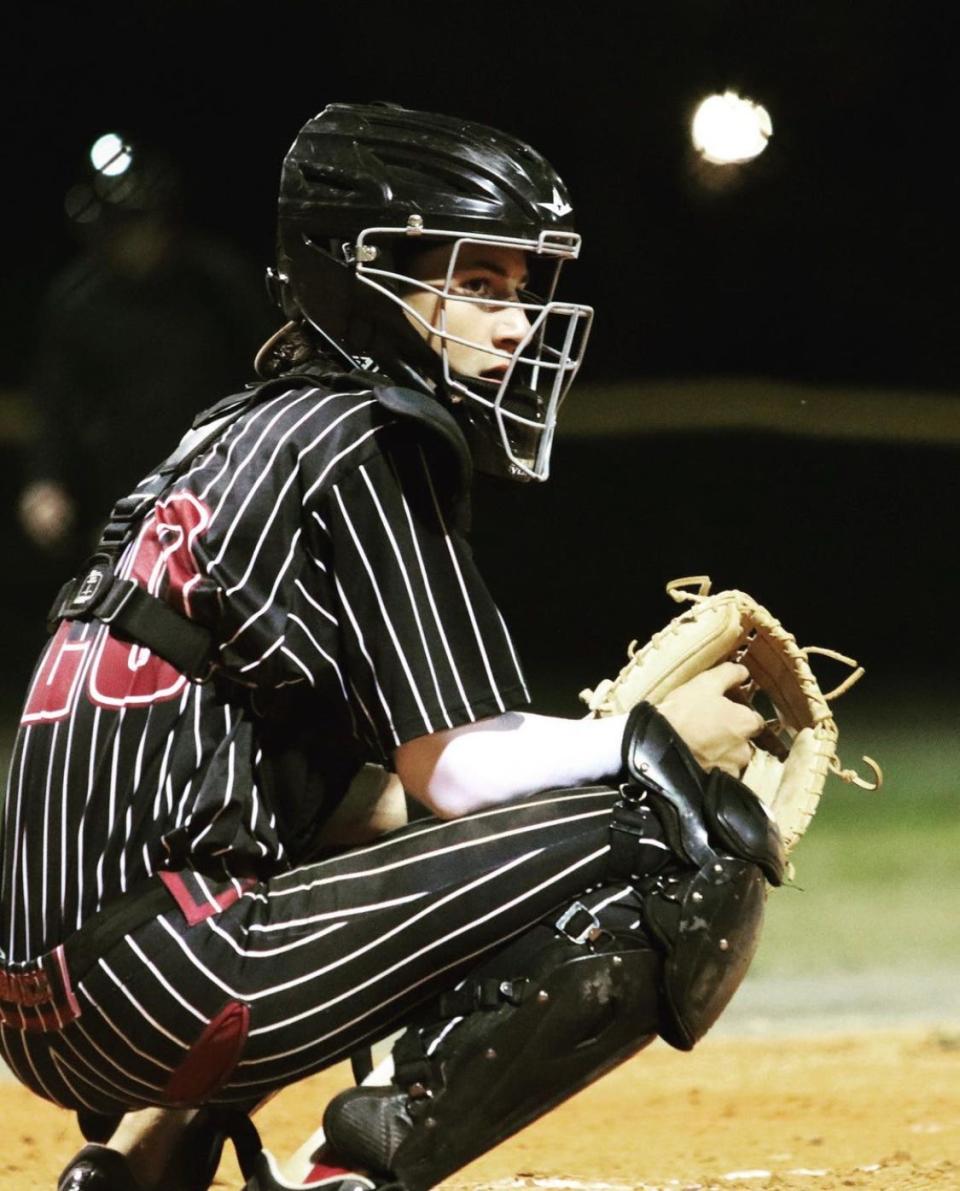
[305,703,784,1191]
[1,102,775,1191]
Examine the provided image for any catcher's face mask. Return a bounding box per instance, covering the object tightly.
[353,226,593,481]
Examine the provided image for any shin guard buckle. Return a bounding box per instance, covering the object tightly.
[554,902,602,945]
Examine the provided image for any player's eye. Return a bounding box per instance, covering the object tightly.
[452,275,497,300]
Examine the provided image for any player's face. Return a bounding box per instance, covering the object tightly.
[403,243,532,381]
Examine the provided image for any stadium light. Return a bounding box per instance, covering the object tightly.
[89,132,133,177]
[691,92,772,165]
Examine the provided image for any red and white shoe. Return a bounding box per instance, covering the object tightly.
[241,1147,378,1191]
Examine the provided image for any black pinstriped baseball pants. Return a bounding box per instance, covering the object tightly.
[3,785,628,1115]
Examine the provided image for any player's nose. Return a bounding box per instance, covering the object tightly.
[491,302,531,353]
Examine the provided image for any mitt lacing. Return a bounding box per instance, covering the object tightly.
[590,576,883,792]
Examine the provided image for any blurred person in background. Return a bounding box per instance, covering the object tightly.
[17,132,271,560]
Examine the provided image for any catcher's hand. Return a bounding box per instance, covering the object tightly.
[656,660,765,777]
[581,576,881,855]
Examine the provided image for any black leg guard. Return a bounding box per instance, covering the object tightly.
[322,886,662,1191]
[324,701,786,1191]
[616,700,783,1049]
[643,857,767,1050]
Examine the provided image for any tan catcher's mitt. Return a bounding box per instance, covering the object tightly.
[580,576,881,856]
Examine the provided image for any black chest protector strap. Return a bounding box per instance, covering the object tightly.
[46,368,471,682]
[49,422,239,678]
[45,371,323,679]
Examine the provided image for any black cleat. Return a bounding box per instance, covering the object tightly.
[57,1107,231,1191]
[57,1146,145,1191]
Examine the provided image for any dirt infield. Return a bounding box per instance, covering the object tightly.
[4,1028,958,1190]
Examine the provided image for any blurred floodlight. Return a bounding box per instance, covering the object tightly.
[90,132,132,177]
[691,92,772,165]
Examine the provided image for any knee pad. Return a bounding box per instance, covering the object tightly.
[323,893,663,1191]
[644,856,767,1050]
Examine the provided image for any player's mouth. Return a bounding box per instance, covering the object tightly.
[479,365,508,381]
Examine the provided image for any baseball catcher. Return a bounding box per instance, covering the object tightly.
[0,103,870,1191]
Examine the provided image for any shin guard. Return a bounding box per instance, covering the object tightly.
[323,895,662,1191]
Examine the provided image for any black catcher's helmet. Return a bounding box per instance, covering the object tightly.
[271,102,593,480]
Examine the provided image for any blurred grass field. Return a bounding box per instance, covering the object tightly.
[725,689,960,1031]
[1,687,956,1033]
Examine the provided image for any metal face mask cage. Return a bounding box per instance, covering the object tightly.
[353,225,594,481]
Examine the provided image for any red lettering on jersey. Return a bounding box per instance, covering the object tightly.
[87,492,212,709]
[20,622,93,724]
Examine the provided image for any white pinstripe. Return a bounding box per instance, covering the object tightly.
[264,805,612,898]
[131,700,152,792]
[299,421,386,508]
[204,915,348,957]
[197,389,306,503]
[124,935,210,1024]
[39,721,59,946]
[494,605,530,703]
[389,453,475,719]
[221,528,303,646]
[90,961,189,1052]
[204,389,326,531]
[67,1020,166,1092]
[347,677,381,748]
[51,1043,154,1109]
[49,1049,111,1110]
[16,1027,67,1108]
[287,613,347,691]
[191,706,237,850]
[238,635,286,673]
[334,573,400,743]
[253,787,613,890]
[360,463,455,729]
[332,482,435,734]
[157,846,544,1011]
[242,889,430,935]
[59,697,81,927]
[279,645,316,686]
[5,727,30,956]
[215,399,379,588]
[233,844,611,1081]
[418,448,505,714]
[293,579,338,625]
[77,705,101,931]
[151,730,176,821]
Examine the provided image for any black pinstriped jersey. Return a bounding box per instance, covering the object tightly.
[1,378,529,963]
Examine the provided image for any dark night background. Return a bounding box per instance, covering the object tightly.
[1,1,958,713]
